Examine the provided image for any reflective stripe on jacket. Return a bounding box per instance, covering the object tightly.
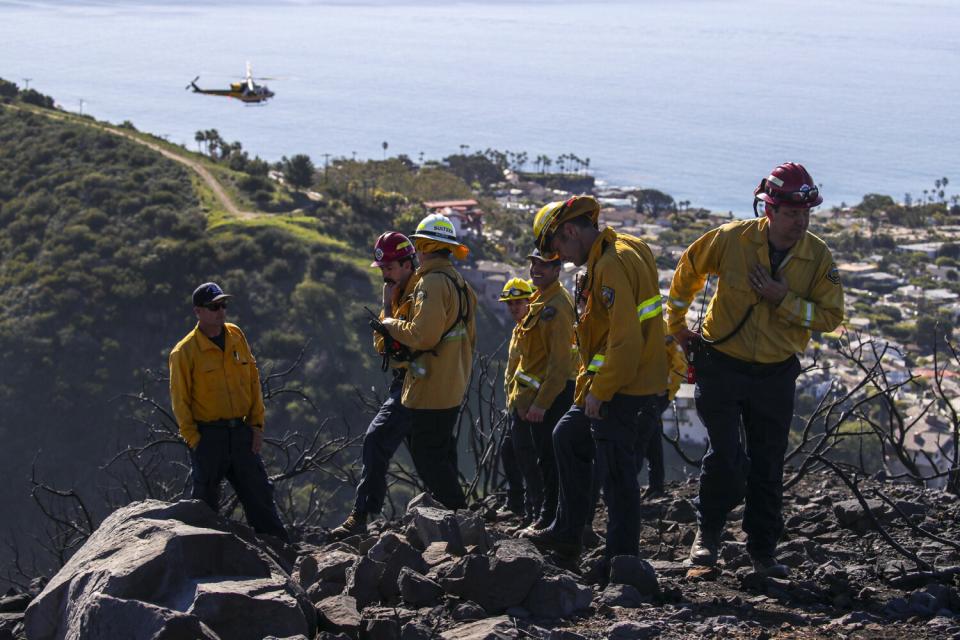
[382,257,478,409]
[506,279,577,414]
[574,228,669,405]
[666,217,844,363]
[169,323,264,449]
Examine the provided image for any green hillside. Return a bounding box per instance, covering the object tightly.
[0,105,381,511]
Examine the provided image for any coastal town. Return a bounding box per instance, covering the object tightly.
[419,167,960,487]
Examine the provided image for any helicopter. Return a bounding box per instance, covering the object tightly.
[186,62,275,104]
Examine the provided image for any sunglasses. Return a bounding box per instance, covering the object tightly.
[203,302,228,311]
[766,185,820,204]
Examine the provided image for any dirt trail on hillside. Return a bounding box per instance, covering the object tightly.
[109,129,258,219]
[3,104,258,219]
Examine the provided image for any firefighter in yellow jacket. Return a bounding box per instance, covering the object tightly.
[169,282,286,539]
[380,213,478,509]
[330,232,419,540]
[497,277,536,521]
[667,162,844,574]
[504,252,578,532]
[525,196,668,560]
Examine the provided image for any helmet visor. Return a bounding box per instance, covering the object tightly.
[761,183,822,207]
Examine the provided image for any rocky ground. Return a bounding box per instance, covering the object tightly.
[3,470,960,639]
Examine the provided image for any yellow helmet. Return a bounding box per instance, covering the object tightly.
[532,195,601,258]
[498,277,535,302]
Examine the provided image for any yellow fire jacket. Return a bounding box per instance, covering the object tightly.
[382,257,478,409]
[505,279,577,414]
[666,217,844,363]
[373,275,418,370]
[169,323,265,449]
[575,227,669,405]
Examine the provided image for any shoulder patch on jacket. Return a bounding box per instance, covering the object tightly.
[601,286,615,308]
[541,305,557,321]
[416,289,427,303]
[826,263,840,285]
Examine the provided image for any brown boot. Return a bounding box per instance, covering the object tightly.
[687,528,721,566]
[328,510,368,541]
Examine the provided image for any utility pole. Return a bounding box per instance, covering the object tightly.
[321,152,331,183]
[21,78,31,90]
[78,99,85,116]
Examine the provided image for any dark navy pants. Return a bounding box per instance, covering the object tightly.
[500,425,526,512]
[354,377,412,515]
[190,424,287,539]
[408,406,467,510]
[502,380,574,521]
[532,380,575,523]
[638,394,670,491]
[551,393,661,557]
[694,346,801,557]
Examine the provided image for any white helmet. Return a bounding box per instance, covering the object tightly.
[411,213,459,244]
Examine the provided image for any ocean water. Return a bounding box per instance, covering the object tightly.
[1,0,958,214]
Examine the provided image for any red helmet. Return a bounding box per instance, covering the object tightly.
[371,232,415,267]
[753,162,823,215]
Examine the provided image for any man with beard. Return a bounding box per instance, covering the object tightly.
[330,232,419,540]
[668,163,844,574]
[524,196,668,561]
[380,214,477,510]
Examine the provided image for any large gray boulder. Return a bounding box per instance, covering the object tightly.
[296,550,358,590]
[408,507,467,554]
[833,499,892,534]
[438,539,544,613]
[368,532,428,600]
[523,575,592,618]
[398,566,444,607]
[24,499,315,640]
[344,556,385,609]
[315,594,361,635]
[609,555,660,596]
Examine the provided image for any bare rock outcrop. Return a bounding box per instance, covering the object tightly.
[24,499,315,640]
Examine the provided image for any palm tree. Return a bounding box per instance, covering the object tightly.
[516,151,528,172]
[194,130,205,154]
[584,157,590,175]
[382,141,388,160]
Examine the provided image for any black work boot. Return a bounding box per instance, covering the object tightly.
[523,528,581,559]
[328,510,368,541]
[528,513,553,532]
[750,552,789,577]
[687,527,721,566]
[495,502,523,520]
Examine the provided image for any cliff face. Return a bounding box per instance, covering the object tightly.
[8,472,960,640]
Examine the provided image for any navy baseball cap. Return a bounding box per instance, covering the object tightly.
[192,282,233,307]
